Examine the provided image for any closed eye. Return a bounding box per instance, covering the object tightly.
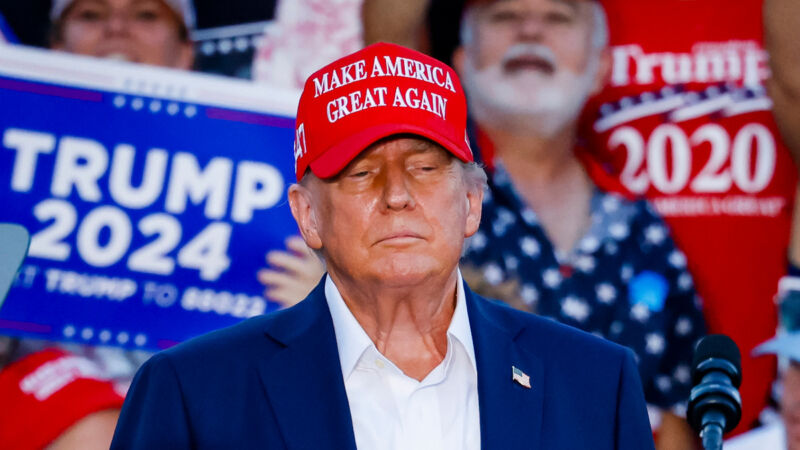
[545,11,573,24]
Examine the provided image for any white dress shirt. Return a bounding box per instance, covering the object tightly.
[325,272,481,450]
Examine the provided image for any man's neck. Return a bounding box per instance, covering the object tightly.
[483,121,594,255]
[326,267,458,381]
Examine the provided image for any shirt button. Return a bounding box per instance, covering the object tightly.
[375,359,385,369]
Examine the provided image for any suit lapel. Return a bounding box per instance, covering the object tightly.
[465,284,544,450]
[256,280,357,450]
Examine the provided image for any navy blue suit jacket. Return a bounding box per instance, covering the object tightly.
[112,279,655,449]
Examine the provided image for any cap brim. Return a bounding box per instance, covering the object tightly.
[753,332,800,362]
[308,123,472,179]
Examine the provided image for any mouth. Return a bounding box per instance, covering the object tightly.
[504,55,555,75]
[99,49,137,63]
[374,232,425,246]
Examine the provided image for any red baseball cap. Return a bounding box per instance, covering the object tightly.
[0,348,125,449]
[293,42,473,182]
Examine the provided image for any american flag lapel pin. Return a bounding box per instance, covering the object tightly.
[512,366,531,389]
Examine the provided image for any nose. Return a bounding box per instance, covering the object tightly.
[382,166,415,211]
[516,14,545,42]
[104,11,129,36]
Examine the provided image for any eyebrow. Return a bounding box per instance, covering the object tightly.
[408,141,445,153]
[72,0,105,6]
[72,0,161,7]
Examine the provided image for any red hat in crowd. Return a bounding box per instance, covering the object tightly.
[0,348,125,449]
[293,42,473,182]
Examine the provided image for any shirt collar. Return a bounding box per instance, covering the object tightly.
[490,159,639,258]
[325,270,477,380]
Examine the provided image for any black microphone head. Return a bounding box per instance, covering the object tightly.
[688,334,743,435]
[692,334,742,387]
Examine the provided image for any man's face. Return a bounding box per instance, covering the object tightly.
[289,137,483,287]
[785,361,800,449]
[455,0,607,134]
[52,0,193,69]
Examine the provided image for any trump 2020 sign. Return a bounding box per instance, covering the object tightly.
[0,45,301,351]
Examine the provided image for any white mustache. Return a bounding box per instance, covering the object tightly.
[501,43,557,68]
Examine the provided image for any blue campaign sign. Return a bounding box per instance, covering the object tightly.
[0,46,302,351]
[0,13,17,44]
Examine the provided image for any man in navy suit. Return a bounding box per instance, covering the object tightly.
[112,42,655,449]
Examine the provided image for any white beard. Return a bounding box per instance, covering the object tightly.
[461,43,598,138]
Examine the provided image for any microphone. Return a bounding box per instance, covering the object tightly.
[687,334,742,450]
[0,223,30,308]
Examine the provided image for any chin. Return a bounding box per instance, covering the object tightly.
[369,253,444,285]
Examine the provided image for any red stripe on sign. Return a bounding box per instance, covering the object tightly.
[0,319,52,334]
[0,78,103,102]
[205,107,295,129]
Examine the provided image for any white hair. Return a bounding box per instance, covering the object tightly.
[461,2,609,50]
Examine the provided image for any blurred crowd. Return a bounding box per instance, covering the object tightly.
[0,0,799,449]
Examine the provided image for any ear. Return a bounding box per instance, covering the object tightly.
[176,41,195,71]
[452,46,466,78]
[590,47,612,96]
[288,184,323,250]
[464,185,483,238]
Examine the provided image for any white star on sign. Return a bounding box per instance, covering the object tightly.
[631,304,651,322]
[645,224,667,245]
[484,263,504,286]
[620,265,634,282]
[561,297,590,322]
[504,255,519,271]
[645,333,666,354]
[668,250,687,268]
[492,208,516,236]
[521,285,539,305]
[596,283,617,304]
[469,231,487,251]
[602,195,621,212]
[520,236,541,257]
[675,317,693,336]
[656,375,672,392]
[678,272,693,291]
[574,255,596,272]
[609,223,630,240]
[674,365,691,384]
[580,236,600,253]
[543,268,562,288]
[521,208,537,225]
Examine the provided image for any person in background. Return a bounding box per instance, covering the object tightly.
[252,0,363,91]
[451,1,704,448]
[0,345,125,450]
[577,0,798,436]
[258,235,325,306]
[0,2,197,447]
[49,0,194,70]
[764,0,800,157]
[723,3,800,447]
[730,279,800,449]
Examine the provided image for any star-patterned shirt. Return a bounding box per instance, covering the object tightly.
[462,162,707,412]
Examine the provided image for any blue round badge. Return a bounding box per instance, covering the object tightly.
[628,271,668,313]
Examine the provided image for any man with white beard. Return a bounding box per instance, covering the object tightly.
[453,0,706,448]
